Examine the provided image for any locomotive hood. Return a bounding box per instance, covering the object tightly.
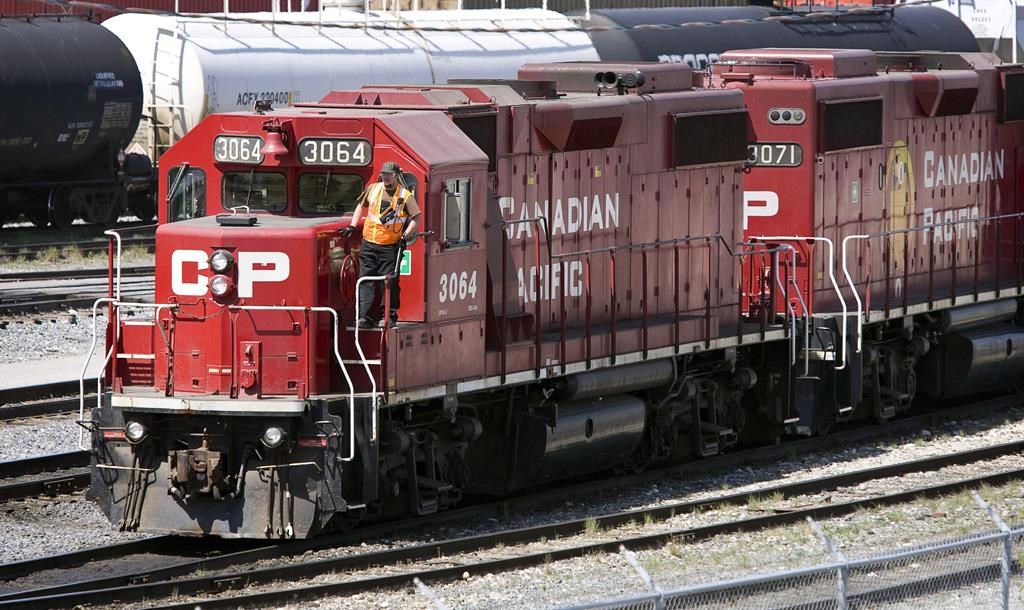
[155,214,342,307]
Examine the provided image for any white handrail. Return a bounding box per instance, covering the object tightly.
[229,304,357,461]
[79,300,177,450]
[104,230,122,302]
[354,274,387,442]
[755,235,849,371]
[841,234,869,354]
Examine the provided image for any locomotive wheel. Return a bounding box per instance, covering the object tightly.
[49,187,76,231]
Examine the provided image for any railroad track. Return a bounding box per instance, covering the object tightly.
[0,395,1020,609]
[0,453,89,503]
[0,381,82,407]
[0,276,153,315]
[0,266,154,282]
[0,233,155,259]
[3,438,1021,609]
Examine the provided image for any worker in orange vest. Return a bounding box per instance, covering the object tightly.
[341,161,421,328]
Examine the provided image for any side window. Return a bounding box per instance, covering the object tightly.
[443,177,472,245]
[298,173,364,215]
[167,167,206,222]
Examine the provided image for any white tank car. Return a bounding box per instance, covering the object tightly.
[103,9,598,160]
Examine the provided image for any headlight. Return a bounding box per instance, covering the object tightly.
[125,420,147,442]
[210,274,234,297]
[209,249,234,273]
[262,425,286,448]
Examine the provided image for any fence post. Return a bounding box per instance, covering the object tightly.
[413,577,451,610]
[807,517,848,610]
[971,491,1012,610]
[619,545,665,610]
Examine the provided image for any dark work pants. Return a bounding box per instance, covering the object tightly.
[357,241,401,322]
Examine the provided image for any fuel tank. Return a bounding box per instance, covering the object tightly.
[577,7,979,68]
[917,324,1024,398]
[514,394,646,489]
[0,17,142,182]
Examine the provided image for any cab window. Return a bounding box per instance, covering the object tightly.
[167,166,206,222]
[222,171,287,213]
[443,177,472,245]
[298,173,364,215]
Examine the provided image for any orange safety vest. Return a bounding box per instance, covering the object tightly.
[362,182,413,246]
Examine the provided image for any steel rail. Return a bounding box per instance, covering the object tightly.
[5,438,1024,608]
[0,286,153,316]
[144,462,1022,610]
[0,382,81,406]
[0,395,1017,603]
[0,471,89,503]
[0,451,88,480]
[0,266,154,282]
[0,397,87,421]
[0,236,154,259]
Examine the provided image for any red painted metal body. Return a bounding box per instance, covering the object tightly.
[706,49,1024,319]
[137,62,749,401]
[95,52,1024,538]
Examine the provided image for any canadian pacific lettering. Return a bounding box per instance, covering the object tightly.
[921,206,980,244]
[518,262,584,304]
[498,193,621,240]
[923,149,1004,188]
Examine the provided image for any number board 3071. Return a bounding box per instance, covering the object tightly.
[299,138,372,166]
[746,142,803,167]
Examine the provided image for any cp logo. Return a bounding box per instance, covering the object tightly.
[171,250,290,298]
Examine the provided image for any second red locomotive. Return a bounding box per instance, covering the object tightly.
[85,50,1024,538]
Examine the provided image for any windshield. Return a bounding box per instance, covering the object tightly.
[222,171,287,213]
[298,173,364,215]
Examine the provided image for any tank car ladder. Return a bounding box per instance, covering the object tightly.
[145,26,192,161]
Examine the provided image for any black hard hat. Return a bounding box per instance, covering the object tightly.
[380,161,400,174]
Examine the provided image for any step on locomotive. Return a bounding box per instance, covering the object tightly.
[83,49,1024,538]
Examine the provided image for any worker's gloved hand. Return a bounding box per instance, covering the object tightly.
[340,226,356,238]
[399,235,409,248]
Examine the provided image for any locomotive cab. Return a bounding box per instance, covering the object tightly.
[93,102,491,536]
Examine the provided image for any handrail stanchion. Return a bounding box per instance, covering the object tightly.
[641,247,649,359]
[533,225,542,378]
[928,232,935,308]
[996,218,1002,297]
[609,248,617,366]
[704,238,712,348]
[902,231,909,311]
[973,218,980,301]
[585,254,592,369]
[1011,215,1019,296]
[674,243,681,354]
[951,227,958,305]
[500,228,507,384]
[883,237,891,314]
[841,234,869,354]
[559,259,567,374]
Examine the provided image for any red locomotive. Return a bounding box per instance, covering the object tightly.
[85,50,1024,538]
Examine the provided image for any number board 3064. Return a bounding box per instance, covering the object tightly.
[299,138,372,166]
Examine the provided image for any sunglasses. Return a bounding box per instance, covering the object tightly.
[379,172,396,178]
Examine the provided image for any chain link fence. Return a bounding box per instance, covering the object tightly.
[413,491,1024,610]
[556,492,1024,610]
